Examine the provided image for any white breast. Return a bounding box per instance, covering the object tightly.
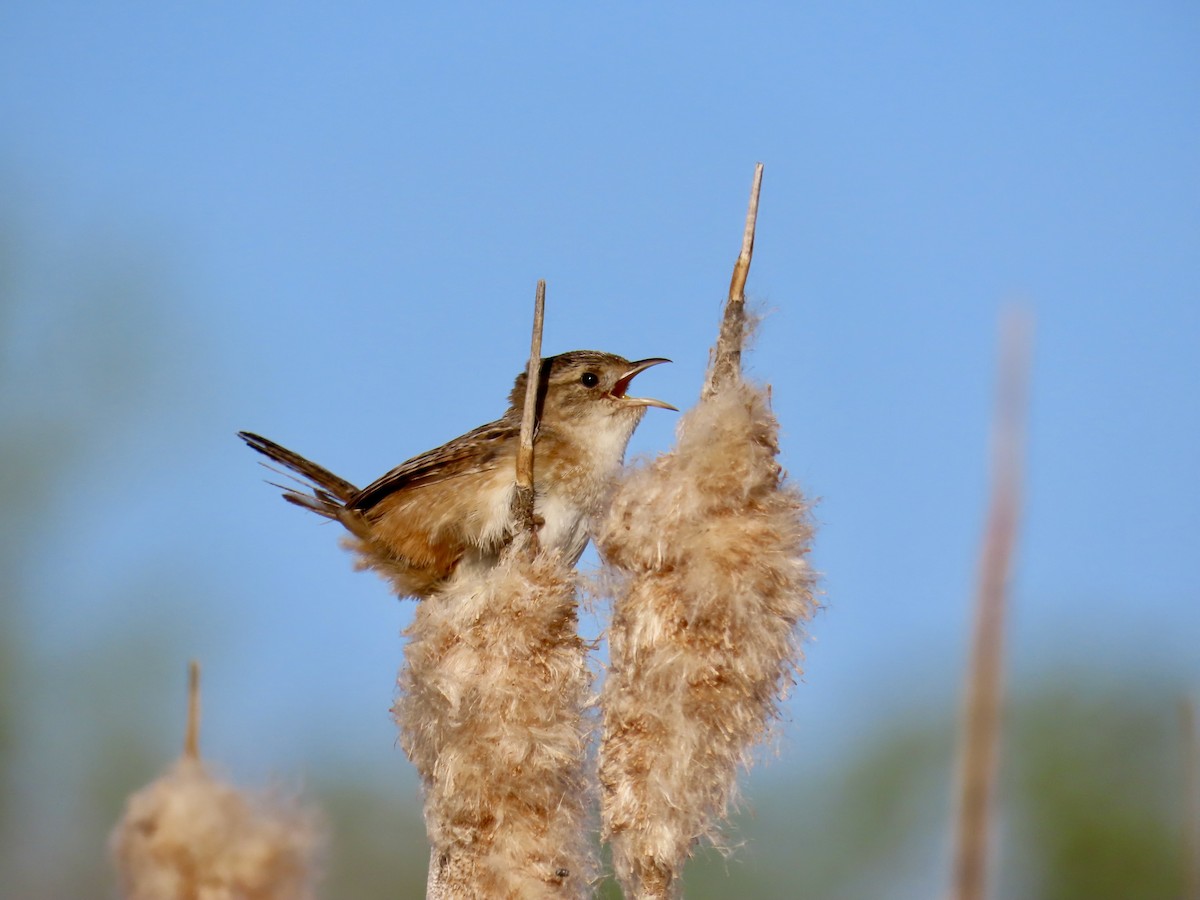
[464,409,640,568]
[472,476,519,548]
[535,491,590,565]
[463,469,589,565]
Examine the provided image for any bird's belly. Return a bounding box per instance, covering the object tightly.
[456,472,592,564]
[535,492,590,564]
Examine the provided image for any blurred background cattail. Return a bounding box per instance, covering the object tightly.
[109,663,323,900]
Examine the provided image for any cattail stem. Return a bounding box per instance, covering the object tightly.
[703,162,762,398]
[1183,697,1200,900]
[183,660,200,761]
[513,279,546,541]
[950,311,1031,900]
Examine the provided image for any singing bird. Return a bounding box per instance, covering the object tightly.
[239,351,674,598]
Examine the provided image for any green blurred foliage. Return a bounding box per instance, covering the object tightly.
[0,207,185,896]
[316,777,430,898]
[1009,682,1185,899]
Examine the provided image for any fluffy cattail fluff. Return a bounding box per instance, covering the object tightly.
[597,379,817,898]
[394,538,594,899]
[110,720,321,899]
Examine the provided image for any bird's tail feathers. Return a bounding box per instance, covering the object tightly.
[238,431,360,520]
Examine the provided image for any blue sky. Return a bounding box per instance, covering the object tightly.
[2,0,1197,831]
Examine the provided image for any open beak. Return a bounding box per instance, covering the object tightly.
[609,358,678,411]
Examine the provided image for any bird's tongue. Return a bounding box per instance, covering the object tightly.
[611,372,636,398]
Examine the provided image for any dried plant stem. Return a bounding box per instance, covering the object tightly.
[703,162,762,399]
[401,283,593,898]
[513,279,546,540]
[184,660,200,760]
[950,311,1031,900]
[599,165,817,898]
[1184,697,1200,900]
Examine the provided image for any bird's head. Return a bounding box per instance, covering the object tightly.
[508,351,676,432]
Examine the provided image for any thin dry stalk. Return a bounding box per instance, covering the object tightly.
[703,162,762,400]
[949,311,1031,900]
[393,282,594,898]
[513,279,547,539]
[184,659,200,760]
[598,165,818,898]
[1184,697,1200,900]
[109,663,322,900]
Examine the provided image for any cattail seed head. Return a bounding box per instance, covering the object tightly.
[109,757,322,900]
[395,542,595,898]
[598,381,817,897]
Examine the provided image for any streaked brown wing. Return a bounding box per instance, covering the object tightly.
[349,418,518,511]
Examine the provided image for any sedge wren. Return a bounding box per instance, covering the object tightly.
[240,351,674,598]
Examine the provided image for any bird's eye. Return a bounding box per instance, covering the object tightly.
[580,372,600,388]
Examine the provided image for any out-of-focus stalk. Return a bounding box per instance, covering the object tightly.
[949,311,1031,900]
